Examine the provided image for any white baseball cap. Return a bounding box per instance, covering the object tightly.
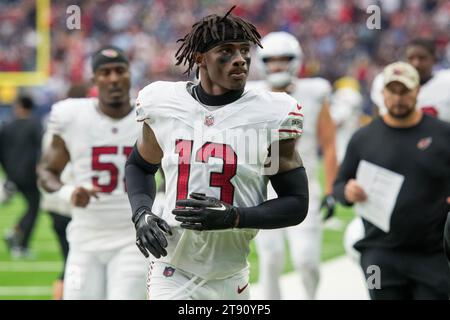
[383,61,420,90]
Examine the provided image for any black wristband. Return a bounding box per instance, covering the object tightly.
[132,206,151,225]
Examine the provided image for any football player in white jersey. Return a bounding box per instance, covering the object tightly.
[371,38,450,122]
[125,7,309,300]
[330,77,364,164]
[38,47,147,299]
[248,31,338,300]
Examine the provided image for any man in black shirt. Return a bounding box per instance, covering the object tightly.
[334,62,450,299]
[0,96,42,258]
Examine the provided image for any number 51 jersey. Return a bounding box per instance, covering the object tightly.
[47,98,139,251]
[136,81,303,279]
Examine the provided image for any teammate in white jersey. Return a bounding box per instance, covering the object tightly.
[38,47,147,299]
[371,38,450,122]
[248,31,338,300]
[330,77,364,164]
[125,7,309,300]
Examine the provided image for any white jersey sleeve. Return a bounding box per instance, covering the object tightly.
[312,77,332,105]
[370,73,386,114]
[46,98,97,142]
[39,130,73,216]
[135,81,175,123]
[135,87,154,123]
[428,69,450,122]
[41,99,88,216]
[275,94,304,141]
[135,81,192,151]
[46,99,75,140]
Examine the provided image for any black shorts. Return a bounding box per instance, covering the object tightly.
[360,248,450,300]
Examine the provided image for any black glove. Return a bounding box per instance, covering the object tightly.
[134,207,172,258]
[172,193,239,231]
[320,194,336,221]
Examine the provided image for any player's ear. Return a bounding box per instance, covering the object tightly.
[195,52,204,67]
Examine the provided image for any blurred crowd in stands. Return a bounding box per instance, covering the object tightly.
[0,0,449,119]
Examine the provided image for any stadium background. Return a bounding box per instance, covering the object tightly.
[0,0,449,299]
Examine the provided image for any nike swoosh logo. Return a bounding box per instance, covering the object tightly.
[237,283,248,294]
[208,204,226,211]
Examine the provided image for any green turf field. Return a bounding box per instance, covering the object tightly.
[0,168,355,300]
[1,196,63,300]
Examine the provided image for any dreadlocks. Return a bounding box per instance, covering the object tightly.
[175,5,262,77]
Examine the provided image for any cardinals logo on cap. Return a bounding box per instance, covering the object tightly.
[393,68,403,75]
[101,49,119,58]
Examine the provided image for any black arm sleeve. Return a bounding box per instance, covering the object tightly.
[125,144,160,224]
[237,166,309,229]
[333,133,361,206]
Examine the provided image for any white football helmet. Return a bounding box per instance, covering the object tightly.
[257,31,303,88]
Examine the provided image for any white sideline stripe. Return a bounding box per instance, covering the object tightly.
[0,287,52,296]
[0,262,62,272]
[250,256,370,300]
[0,243,61,252]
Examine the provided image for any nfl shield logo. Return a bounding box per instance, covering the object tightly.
[163,266,175,277]
[204,114,214,126]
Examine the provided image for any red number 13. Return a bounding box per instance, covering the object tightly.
[175,139,237,204]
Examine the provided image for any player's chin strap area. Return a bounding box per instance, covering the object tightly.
[166,276,208,300]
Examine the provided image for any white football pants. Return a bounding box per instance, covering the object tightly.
[147,261,250,300]
[63,242,147,300]
[343,217,364,263]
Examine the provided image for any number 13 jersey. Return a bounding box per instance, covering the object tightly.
[136,81,303,279]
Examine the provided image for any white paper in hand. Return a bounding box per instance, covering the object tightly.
[354,160,404,232]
